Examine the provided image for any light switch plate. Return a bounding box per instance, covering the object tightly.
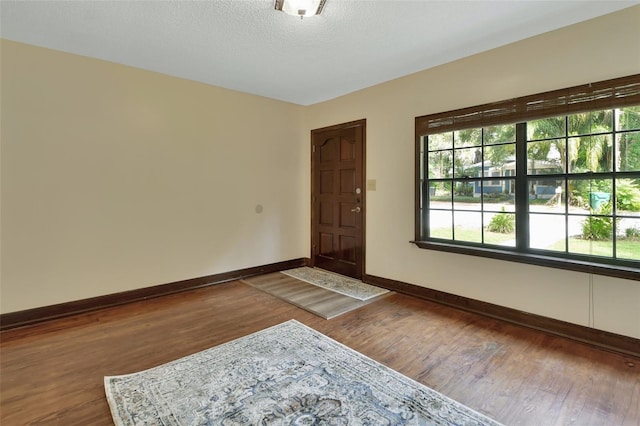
[367,179,377,191]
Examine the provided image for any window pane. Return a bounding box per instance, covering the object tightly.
[428,151,452,178]
[528,116,566,140]
[529,178,564,206]
[454,128,482,148]
[569,136,613,173]
[453,211,482,243]
[428,132,453,151]
[429,182,452,209]
[484,124,515,145]
[485,144,516,175]
[591,110,614,133]
[570,214,613,257]
[616,106,640,131]
[568,113,589,136]
[569,110,613,136]
[527,140,565,174]
[568,137,583,173]
[483,179,515,211]
[568,179,614,257]
[529,213,567,251]
[429,210,453,240]
[616,131,640,171]
[592,135,613,172]
[484,212,516,247]
[568,179,612,211]
[454,147,479,177]
[616,178,640,214]
[453,181,477,209]
[591,179,613,211]
[618,217,640,261]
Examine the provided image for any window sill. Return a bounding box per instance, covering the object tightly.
[410,240,640,281]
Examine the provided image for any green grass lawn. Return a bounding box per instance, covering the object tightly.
[547,238,640,260]
[430,227,515,246]
[430,227,639,260]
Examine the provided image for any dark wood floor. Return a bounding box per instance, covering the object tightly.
[1,279,639,425]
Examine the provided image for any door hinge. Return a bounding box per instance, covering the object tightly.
[312,145,316,153]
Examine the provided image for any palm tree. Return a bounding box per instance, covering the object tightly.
[528,110,613,173]
[616,106,640,171]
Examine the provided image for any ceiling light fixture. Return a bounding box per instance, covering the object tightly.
[275,0,326,18]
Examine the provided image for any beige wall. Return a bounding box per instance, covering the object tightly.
[2,7,639,339]
[303,7,640,339]
[1,40,307,313]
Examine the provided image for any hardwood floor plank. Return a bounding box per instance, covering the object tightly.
[1,280,639,425]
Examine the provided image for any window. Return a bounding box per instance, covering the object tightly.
[415,75,640,279]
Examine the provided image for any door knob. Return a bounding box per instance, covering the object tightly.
[351,206,361,213]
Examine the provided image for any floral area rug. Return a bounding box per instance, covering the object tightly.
[280,267,389,301]
[105,320,502,425]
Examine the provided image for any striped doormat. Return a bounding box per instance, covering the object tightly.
[241,268,390,319]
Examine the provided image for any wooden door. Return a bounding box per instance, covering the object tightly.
[311,119,365,279]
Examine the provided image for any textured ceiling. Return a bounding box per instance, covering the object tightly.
[1,0,638,105]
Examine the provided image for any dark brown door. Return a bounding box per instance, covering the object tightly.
[311,119,365,279]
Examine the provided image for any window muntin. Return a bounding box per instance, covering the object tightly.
[524,107,640,262]
[418,105,640,271]
[423,124,517,248]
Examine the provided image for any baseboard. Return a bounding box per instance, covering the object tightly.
[363,274,640,359]
[0,258,308,331]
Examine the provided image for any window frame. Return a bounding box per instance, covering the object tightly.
[414,75,640,281]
